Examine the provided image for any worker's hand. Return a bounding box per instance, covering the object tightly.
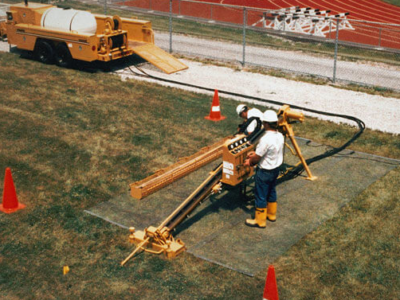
[247,151,256,158]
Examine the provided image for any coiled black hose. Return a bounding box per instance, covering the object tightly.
[126,64,365,179]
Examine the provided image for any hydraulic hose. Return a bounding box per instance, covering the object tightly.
[238,116,264,143]
[125,64,365,179]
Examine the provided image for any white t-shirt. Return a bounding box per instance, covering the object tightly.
[246,108,263,133]
[255,130,284,170]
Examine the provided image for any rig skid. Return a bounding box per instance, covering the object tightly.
[121,105,315,266]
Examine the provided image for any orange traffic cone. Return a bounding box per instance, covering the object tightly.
[0,168,25,214]
[263,265,279,300]
[205,90,226,121]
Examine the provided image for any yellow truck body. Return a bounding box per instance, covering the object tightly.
[2,2,187,73]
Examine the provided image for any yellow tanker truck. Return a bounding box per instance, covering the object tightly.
[1,1,187,73]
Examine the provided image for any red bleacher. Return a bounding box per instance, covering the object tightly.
[120,0,400,49]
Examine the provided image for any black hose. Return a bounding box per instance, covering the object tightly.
[126,64,365,179]
[238,116,265,143]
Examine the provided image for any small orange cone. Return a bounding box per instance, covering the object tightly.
[263,265,279,300]
[0,168,25,214]
[63,266,70,275]
[205,90,226,121]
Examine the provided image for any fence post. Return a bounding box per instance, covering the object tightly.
[378,28,382,48]
[242,7,247,66]
[332,18,340,83]
[104,0,107,15]
[283,15,286,32]
[169,0,173,53]
[262,12,266,27]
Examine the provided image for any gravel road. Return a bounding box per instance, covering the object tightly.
[1,40,399,134]
[117,59,400,135]
[154,32,400,90]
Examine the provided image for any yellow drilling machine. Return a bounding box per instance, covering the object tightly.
[121,105,316,266]
[1,1,187,73]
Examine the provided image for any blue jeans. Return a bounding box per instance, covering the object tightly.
[254,167,280,208]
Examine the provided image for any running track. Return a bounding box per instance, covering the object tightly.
[120,0,400,49]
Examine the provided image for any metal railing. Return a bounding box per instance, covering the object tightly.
[101,0,400,90]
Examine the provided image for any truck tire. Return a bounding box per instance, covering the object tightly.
[55,44,73,68]
[34,40,54,64]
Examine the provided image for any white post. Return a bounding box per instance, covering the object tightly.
[169,0,173,53]
[242,7,247,66]
[333,18,340,83]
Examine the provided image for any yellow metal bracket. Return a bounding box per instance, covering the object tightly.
[278,105,317,181]
[121,226,186,266]
[121,165,223,266]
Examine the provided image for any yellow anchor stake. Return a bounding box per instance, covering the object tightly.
[121,237,150,266]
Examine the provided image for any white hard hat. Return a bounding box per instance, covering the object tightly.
[236,104,247,116]
[262,110,278,122]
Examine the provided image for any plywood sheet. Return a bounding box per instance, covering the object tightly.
[129,41,188,74]
[86,138,399,275]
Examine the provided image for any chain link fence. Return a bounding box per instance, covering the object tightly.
[11,0,383,90]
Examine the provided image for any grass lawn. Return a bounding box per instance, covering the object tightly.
[384,0,400,6]
[0,46,399,300]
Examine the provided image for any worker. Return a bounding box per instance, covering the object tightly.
[236,104,263,135]
[243,110,284,228]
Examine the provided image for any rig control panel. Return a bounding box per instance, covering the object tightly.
[221,134,255,186]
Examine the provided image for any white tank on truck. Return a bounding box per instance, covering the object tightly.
[2,2,188,73]
[40,7,97,34]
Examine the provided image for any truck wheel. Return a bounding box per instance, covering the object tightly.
[55,44,73,68]
[34,40,54,64]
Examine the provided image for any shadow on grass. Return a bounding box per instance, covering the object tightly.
[15,47,148,74]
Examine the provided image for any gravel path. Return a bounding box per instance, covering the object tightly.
[154,32,400,90]
[1,41,399,134]
[0,41,10,52]
[117,59,400,135]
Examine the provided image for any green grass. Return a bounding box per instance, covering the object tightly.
[277,166,400,299]
[0,47,399,299]
[0,52,259,299]
[383,0,400,6]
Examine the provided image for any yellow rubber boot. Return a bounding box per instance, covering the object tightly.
[267,202,277,222]
[245,208,267,228]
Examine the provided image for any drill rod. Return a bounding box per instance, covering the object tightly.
[121,164,223,266]
[121,237,150,266]
[160,163,223,231]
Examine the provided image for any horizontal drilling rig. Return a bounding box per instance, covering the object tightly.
[122,105,316,265]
